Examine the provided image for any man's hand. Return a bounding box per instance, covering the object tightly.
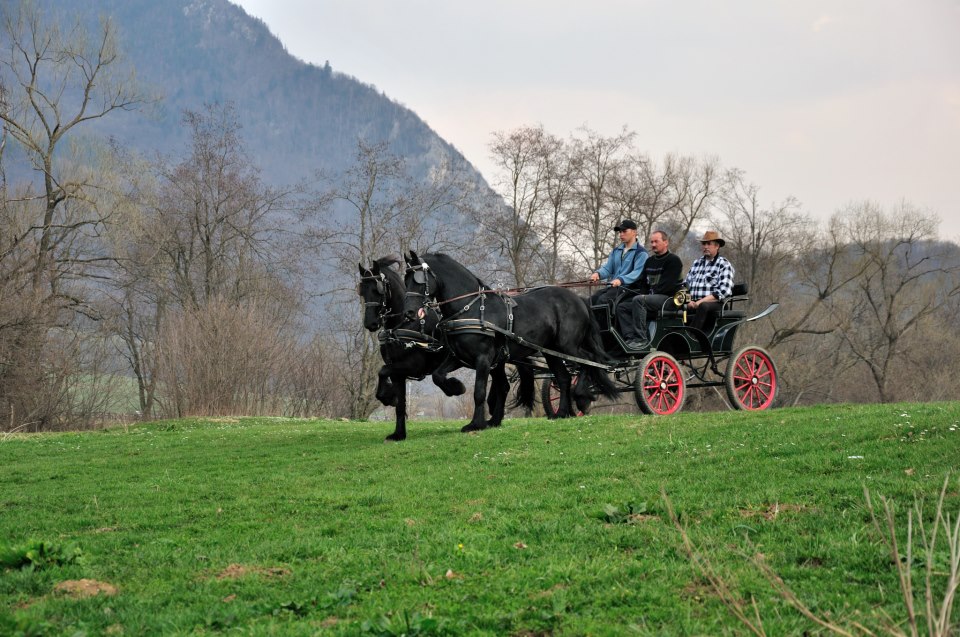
[590,272,600,282]
[611,278,622,287]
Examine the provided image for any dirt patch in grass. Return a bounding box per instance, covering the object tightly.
[53,579,118,598]
[738,503,809,521]
[214,563,291,580]
[530,583,568,599]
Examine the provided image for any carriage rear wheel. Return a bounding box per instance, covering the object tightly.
[725,346,778,411]
[540,376,592,418]
[633,352,686,415]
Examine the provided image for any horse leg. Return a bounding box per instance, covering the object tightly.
[430,355,465,396]
[385,372,407,442]
[545,355,573,418]
[486,363,509,427]
[461,356,492,433]
[375,365,398,407]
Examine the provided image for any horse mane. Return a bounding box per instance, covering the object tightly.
[375,255,404,291]
[427,252,490,290]
[374,254,402,271]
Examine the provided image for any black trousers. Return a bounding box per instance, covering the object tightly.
[616,293,670,341]
[689,301,722,333]
[589,285,628,310]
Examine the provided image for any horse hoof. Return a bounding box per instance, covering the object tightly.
[377,393,398,407]
[461,423,486,433]
[444,380,466,396]
[385,433,406,442]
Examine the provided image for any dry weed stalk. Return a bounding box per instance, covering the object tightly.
[865,475,960,637]
[663,476,960,636]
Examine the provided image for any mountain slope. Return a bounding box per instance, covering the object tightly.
[34,0,481,187]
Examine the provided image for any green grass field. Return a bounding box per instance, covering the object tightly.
[2,403,959,636]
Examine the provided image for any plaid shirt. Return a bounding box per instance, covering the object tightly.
[683,254,735,301]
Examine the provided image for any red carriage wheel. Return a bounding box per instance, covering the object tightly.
[540,375,592,418]
[633,352,686,415]
[725,346,778,411]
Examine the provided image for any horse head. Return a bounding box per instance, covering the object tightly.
[357,256,404,331]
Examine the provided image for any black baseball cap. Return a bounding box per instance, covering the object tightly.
[614,219,637,231]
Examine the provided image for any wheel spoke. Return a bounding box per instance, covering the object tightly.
[653,361,678,413]
[725,347,777,411]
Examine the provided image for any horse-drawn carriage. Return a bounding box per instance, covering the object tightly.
[535,284,780,416]
[360,251,779,440]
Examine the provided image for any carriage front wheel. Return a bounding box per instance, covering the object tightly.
[725,346,778,411]
[540,376,592,418]
[633,352,686,415]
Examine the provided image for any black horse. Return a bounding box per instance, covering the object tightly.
[358,256,465,441]
[403,251,617,432]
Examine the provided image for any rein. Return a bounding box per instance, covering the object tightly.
[432,279,600,307]
[404,260,615,369]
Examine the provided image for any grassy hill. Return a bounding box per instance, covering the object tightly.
[2,403,959,635]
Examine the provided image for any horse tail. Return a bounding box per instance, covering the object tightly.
[575,307,619,402]
[509,365,535,414]
[576,362,618,403]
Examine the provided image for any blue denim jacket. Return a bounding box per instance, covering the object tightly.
[597,244,648,286]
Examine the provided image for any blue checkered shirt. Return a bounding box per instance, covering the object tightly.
[683,255,735,301]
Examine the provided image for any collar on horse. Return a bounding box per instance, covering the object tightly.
[406,262,516,338]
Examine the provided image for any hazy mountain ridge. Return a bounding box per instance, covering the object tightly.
[34,0,484,188]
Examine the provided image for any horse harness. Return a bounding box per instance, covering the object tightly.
[405,262,608,370]
[359,271,446,370]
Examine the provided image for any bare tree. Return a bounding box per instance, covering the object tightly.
[568,126,635,272]
[713,168,810,302]
[0,0,146,296]
[1,0,146,429]
[484,125,550,286]
[609,152,679,240]
[103,103,305,418]
[831,202,960,402]
[537,131,579,284]
[150,104,303,310]
[671,155,721,246]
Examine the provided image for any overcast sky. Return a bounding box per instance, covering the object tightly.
[234,0,960,241]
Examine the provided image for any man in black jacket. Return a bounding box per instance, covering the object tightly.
[616,230,684,349]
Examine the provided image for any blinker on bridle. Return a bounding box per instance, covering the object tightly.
[407,262,434,301]
[358,272,391,324]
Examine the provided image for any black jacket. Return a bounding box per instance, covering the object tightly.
[631,251,683,295]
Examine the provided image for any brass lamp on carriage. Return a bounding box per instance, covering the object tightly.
[672,287,691,322]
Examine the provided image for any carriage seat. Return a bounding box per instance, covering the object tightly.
[719,282,749,319]
[669,282,749,325]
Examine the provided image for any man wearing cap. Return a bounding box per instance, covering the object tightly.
[683,230,735,332]
[588,219,648,313]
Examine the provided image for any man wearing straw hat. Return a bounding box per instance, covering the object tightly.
[683,230,735,332]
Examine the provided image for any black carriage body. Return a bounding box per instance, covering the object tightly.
[536,283,779,416]
[594,285,750,363]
